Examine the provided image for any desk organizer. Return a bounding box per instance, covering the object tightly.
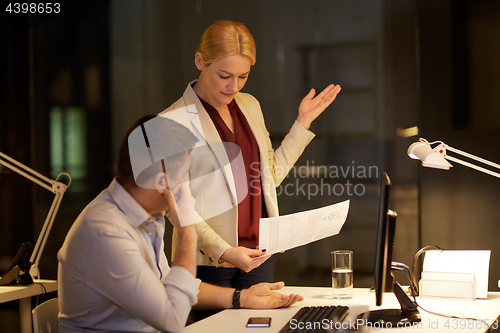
[419,271,476,300]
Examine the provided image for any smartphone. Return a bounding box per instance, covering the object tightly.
[246,317,272,327]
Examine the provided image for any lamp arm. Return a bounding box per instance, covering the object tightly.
[0,151,54,191]
[1,151,70,279]
[445,145,500,171]
[444,155,500,179]
[29,187,66,278]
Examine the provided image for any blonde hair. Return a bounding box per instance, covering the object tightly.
[197,20,256,66]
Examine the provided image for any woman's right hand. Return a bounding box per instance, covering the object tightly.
[220,247,270,272]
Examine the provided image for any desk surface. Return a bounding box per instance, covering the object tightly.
[183,286,500,332]
[0,279,57,303]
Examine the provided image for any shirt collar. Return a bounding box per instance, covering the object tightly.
[108,178,159,228]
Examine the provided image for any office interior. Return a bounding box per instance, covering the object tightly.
[1,0,499,331]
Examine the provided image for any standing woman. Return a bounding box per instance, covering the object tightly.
[159,20,340,290]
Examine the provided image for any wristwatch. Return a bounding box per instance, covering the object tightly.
[232,288,242,309]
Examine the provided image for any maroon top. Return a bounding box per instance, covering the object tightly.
[199,97,267,249]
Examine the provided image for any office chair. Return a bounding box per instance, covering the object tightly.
[32,298,59,333]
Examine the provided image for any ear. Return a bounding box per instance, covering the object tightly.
[153,172,167,193]
[194,52,205,71]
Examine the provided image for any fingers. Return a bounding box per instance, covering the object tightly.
[222,247,271,272]
[243,255,269,272]
[282,294,304,307]
[170,182,189,202]
[317,84,341,103]
[327,85,341,101]
[305,88,316,100]
[170,184,184,201]
[291,294,304,304]
[274,293,303,308]
[169,183,195,227]
[304,83,341,102]
[327,84,341,98]
[248,248,267,257]
[317,83,334,95]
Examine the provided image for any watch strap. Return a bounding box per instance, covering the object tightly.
[232,288,242,309]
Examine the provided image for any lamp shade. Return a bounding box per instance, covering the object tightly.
[407,141,452,170]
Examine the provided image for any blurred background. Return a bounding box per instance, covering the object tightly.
[1,0,500,331]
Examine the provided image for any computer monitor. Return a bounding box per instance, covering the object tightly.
[373,172,394,306]
[359,173,421,327]
[0,242,34,286]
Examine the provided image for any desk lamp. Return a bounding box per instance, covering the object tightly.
[0,151,71,280]
[408,138,500,294]
[407,138,500,178]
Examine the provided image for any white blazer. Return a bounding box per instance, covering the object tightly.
[159,81,315,267]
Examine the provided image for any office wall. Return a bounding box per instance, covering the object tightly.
[418,0,500,291]
[1,1,113,279]
[1,4,114,331]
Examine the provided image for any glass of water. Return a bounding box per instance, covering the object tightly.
[331,250,353,299]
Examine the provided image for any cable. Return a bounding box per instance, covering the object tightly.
[416,301,491,329]
[411,245,444,295]
[419,138,444,146]
[391,261,418,297]
[35,282,47,294]
[34,282,48,306]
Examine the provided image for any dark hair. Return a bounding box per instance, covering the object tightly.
[117,115,198,188]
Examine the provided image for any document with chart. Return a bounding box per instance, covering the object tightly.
[259,200,350,256]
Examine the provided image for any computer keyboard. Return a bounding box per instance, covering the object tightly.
[279,305,349,333]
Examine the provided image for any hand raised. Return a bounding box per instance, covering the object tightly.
[297,84,341,130]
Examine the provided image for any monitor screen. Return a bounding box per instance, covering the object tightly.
[374,172,395,306]
[3,242,32,275]
[0,242,33,286]
[358,172,420,327]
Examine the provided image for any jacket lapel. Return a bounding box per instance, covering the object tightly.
[182,82,238,206]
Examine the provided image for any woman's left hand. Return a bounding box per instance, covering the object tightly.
[296,84,341,130]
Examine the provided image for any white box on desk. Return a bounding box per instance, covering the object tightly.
[422,250,490,299]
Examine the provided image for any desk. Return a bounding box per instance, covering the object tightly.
[182,286,500,332]
[0,279,57,333]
